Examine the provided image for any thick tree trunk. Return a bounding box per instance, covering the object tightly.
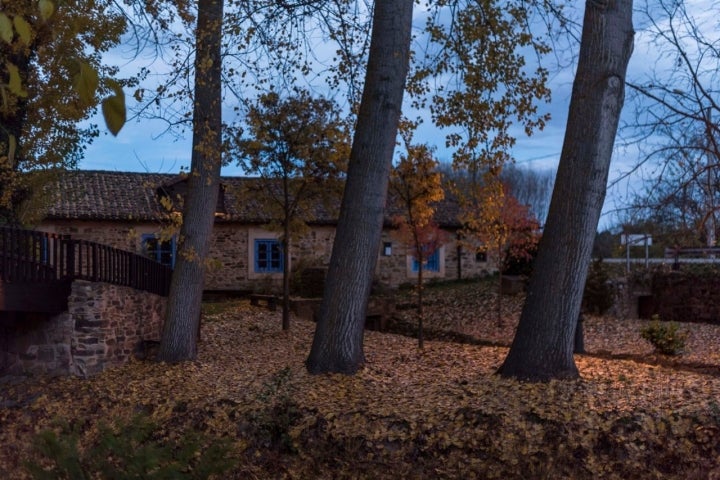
[498,0,633,381]
[306,0,413,374]
[157,0,223,363]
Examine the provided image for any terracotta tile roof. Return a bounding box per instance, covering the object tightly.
[46,170,169,221]
[44,170,462,228]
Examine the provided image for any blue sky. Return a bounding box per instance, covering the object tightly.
[80,3,575,176]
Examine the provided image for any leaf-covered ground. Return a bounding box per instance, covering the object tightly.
[2,280,720,479]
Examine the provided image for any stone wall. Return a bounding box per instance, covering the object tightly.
[0,280,166,377]
[0,312,72,376]
[375,231,494,288]
[643,271,720,325]
[608,271,720,324]
[205,224,250,290]
[39,220,143,252]
[40,220,496,292]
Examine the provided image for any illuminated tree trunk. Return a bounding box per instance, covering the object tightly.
[157,0,223,362]
[499,0,634,381]
[306,0,413,374]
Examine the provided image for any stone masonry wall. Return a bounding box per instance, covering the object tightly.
[0,312,73,376]
[39,220,144,252]
[644,271,720,325]
[40,220,497,292]
[204,224,250,290]
[69,280,166,377]
[376,230,494,288]
[0,280,166,377]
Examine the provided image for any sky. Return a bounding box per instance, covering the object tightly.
[79,3,575,175]
[76,1,712,229]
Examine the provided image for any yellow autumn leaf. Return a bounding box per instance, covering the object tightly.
[101,81,126,136]
[6,62,28,97]
[0,13,12,44]
[73,61,99,106]
[13,16,32,45]
[38,0,55,21]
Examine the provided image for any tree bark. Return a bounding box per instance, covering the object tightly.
[157,0,223,363]
[417,263,424,349]
[498,0,634,381]
[306,0,413,374]
[497,245,503,327]
[574,314,585,354]
[282,219,291,331]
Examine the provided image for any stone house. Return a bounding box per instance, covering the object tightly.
[37,170,493,293]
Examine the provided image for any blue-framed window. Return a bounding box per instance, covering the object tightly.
[142,234,176,268]
[411,248,440,272]
[254,239,283,273]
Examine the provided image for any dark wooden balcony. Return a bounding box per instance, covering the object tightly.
[0,227,172,315]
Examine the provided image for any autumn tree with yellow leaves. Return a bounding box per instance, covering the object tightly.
[462,176,539,327]
[233,89,350,331]
[0,0,127,224]
[406,0,551,332]
[390,126,447,348]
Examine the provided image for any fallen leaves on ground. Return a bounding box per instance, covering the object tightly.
[1,280,719,479]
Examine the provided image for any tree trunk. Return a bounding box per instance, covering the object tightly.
[157,0,223,363]
[306,0,413,374]
[574,314,585,354]
[282,220,291,330]
[498,0,633,381]
[417,264,424,349]
[497,245,503,327]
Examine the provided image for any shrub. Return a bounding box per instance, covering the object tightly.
[640,316,688,355]
[27,414,234,480]
[240,367,301,454]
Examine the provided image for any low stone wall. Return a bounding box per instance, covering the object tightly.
[0,312,73,376]
[645,271,720,324]
[0,280,166,377]
[609,277,650,320]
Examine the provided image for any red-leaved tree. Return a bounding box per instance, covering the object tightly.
[463,177,540,326]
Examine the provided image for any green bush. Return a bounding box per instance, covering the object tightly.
[27,414,234,480]
[640,317,688,355]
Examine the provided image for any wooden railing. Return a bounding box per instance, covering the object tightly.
[0,227,172,296]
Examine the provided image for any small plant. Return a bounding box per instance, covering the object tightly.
[27,414,234,480]
[640,315,688,355]
[241,367,301,454]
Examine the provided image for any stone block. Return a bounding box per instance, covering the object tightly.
[37,346,56,362]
